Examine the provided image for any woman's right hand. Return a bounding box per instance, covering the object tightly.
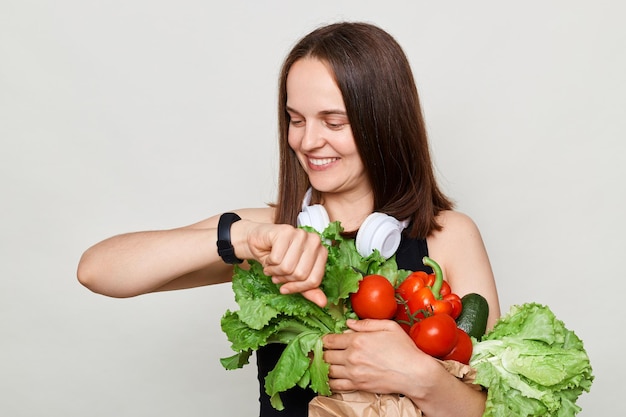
[232,221,329,307]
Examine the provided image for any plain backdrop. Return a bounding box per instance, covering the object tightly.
[1,1,624,416]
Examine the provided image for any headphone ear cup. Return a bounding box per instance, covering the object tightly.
[356,212,403,259]
[297,204,330,234]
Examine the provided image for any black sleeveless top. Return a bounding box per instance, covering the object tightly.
[255,236,431,417]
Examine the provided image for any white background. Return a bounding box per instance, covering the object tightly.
[1,1,624,416]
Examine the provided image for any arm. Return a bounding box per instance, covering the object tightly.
[427,210,501,328]
[76,208,269,297]
[77,227,228,297]
[77,207,328,306]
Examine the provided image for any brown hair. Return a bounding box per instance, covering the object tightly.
[274,22,453,238]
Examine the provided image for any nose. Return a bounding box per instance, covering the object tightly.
[300,121,325,151]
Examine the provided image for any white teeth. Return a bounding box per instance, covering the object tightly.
[309,158,337,166]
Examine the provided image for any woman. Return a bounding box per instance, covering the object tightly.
[78,22,500,417]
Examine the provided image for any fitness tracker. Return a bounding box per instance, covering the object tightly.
[216,212,243,264]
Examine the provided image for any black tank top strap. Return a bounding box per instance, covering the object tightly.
[395,234,431,273]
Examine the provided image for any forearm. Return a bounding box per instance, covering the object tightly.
[405,358,485,417]
[77,227,232,297]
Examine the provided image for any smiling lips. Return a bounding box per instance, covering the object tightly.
[308,157,338,169]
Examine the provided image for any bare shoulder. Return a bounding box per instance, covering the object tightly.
[426,210,485,259]
[432,210,482,241]
[427,209,487,274]
[428,210,501,326]
[183,206,276,229]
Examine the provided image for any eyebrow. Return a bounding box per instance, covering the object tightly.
[286,106,347,116]
[320,109,348,116]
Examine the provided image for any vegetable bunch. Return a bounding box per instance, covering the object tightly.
[220,221,594,415]
[470,303,594,417]
[350,255,473,364]
[219,222,407,410]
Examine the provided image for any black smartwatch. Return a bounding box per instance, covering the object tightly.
[216,212,243,264]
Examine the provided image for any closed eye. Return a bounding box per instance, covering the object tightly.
[325,121,347,130]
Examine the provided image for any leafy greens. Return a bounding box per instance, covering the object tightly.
[470,303,594,417]
[220,221,594,414]
[219,221,409,410]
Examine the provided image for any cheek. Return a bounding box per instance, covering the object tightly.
[334,134,360,158]
[287,129,300,152]
[287,131,304,167]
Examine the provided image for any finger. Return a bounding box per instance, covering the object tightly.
[276,245,326,291]
[323,346,358,367]
[322,332,354,350]
[264,228,310,268]
[328,378,356,393]
[247,223,287,262]
[308,246,328,286]
[346,318,400,333]
[276,258,326,295]
[300,288,327,308]
[251,225,300,272]
[327,363,349,380]
[264,231,321,280]
[261,229,303,271]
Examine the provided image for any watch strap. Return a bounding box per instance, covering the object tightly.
[217,212,243,264]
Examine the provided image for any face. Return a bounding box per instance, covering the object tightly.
[286,58,370,197]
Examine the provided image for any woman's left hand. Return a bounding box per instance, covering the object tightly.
[322,319,430,395]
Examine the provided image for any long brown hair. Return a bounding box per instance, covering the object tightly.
[274,22,453,238]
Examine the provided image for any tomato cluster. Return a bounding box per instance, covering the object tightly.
[349,259,473,364]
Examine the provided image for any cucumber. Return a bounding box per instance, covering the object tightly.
[456,293,489,340]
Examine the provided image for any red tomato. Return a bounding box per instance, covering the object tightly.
[409,314,458,358]
[396,271,428,301]
[442,328,473,364]
[350,275,397,320]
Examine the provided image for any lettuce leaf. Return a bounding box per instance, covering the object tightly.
[470,303,594,417]
[220,221,408,410]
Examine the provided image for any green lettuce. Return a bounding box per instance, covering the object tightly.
[219,221,410,410]
[470,303,594,417]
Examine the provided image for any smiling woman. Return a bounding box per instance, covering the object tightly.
[1,0,621,414]
[286,58,367,223]
[77,21,500,417]
[273,23,452,241]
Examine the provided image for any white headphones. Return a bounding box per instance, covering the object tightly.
[296,188,409,259]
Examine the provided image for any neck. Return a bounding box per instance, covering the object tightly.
[321,190,374,232]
